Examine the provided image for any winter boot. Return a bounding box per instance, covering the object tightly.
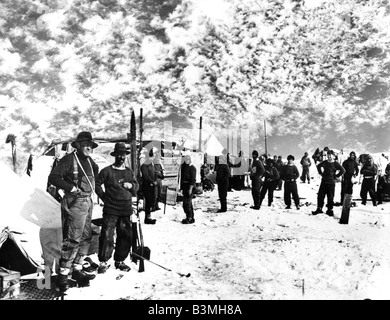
[312,208,323,215]
[115,261,131,272]
[144,217,156,224]
[97,261,110,274]
[326,209,334,217]
[56,274,69,292]
[182,217,195,224]
[144,213,156,224]
[71,270,92,287]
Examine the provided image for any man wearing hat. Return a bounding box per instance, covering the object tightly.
[312,149,346,216]
[48,131,100,291]
[216,148,231,212]
[340,151,359,204]
[359,154,378,206]
[95,142,139,273]
[249,150,265,210]
[140,149,158,224]
[180,152,197,224]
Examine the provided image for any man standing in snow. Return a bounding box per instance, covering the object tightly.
[300,152,312,184]
[312,150,346,216]
[180,153,197,223]
[359,155,378,206]
[140,149,158,224]
[48,131,100,292]
[95,142,139,274]
[340,151,359,204]
[280,155,300,210]
[152,147,164,212]
[216,149,230,212]
[275,155,284,190]
[249,150,265,210]
[259,158,280,207]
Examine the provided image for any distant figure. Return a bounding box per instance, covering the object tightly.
[300,152,312,184]
[275,155,284,190]
[312,150,346,216]
[340,151,359,204]
[140,150,158,224]
[259,158,280,207]
[249,150,265,210]
[377,162,390,205]
[216,149,230,212]
[360,155,378,206]
[180,154,197,224]
[280,155,300,210]
[152,148,164,212]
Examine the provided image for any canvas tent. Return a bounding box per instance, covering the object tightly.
[203,134,225,156]
[0,161,59,276]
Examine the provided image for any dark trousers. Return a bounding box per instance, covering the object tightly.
[98,213,132,263]
[217,180,229,211]
[300,166,310,183]
[154,178,162,208]
[182,184,194,219]
[341,176,354,203]
[60,195,93,269]
[251,178,262,208]
[360,178,377,204]
[142,183,156,219]
[317,181,335,210]
[284,181,300,207]
[259,181,276,206]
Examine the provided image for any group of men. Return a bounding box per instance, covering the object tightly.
[48,131,173,292]
[245,148,387,217]
[47,131,389,293]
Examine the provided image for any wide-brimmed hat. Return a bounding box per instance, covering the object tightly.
[71,131,98,149]
[110,142,130,156]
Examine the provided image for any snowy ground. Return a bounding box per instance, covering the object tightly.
[23,174,390,300]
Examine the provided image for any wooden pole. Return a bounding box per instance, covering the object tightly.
[198,116,202,152]
[139,108,143,153]
[264,119,268,156]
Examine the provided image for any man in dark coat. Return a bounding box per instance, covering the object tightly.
[48,131,99,292]
[249,150,265,210]
[312,150,346,216]
[180,153,197,223]
[95,142,139,273]
[280,155,300,210]
[216,149,231,212]
[151,148,164,211]
[360,155,378,206]
[140,150,158,224]
[259,158,280,207]
[340,151,359,204]
[275,155,284,190]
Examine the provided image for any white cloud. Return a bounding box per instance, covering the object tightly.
[0,40,22,75]
[31,57,51,74]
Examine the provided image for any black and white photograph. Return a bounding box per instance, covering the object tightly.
[1,0,390,303]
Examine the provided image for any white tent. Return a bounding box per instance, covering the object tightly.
[203,134,225,156]
[0,161,57,275]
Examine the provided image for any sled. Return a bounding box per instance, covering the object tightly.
[340,193,352,224]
